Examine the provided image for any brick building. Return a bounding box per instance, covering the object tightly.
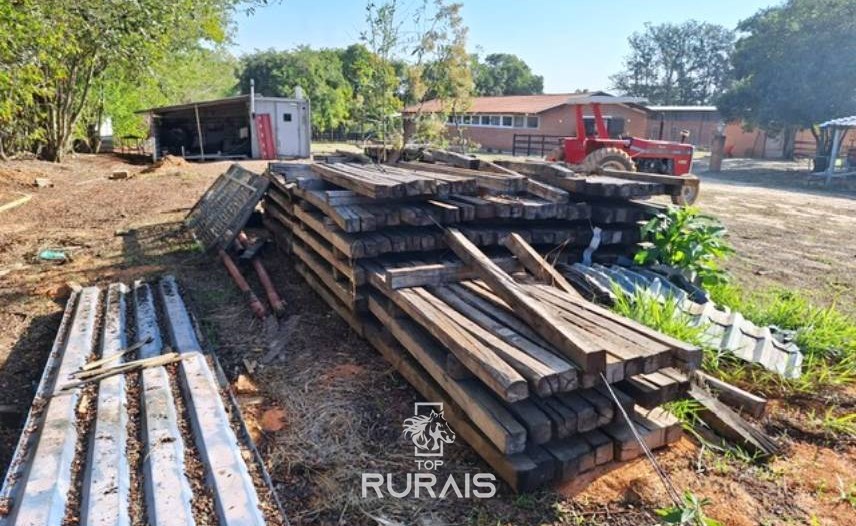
[646,106,722,148]
[402,92,649,155]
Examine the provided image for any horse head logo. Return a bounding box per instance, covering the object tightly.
[403,406,455,456]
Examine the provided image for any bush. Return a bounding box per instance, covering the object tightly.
[635,206,733,288]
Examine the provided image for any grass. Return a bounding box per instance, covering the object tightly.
[808,408,856,437]
[611,287,708,346]
[707,284,856,394]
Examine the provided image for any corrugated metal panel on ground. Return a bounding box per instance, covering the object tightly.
[563,263,803,379]
[0,276,281,526]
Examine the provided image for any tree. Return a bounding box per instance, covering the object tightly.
[473,53,543,96]
[717,0,856,160]
[238,47,352,133]
[92,46,239,144]
[611,21,734,105]
[0,0,257,161]
[359,3,405,144]
[406,0,474,149]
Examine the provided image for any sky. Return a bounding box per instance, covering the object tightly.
[231,0,776,93]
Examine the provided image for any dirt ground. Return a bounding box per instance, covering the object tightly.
[1,153,854,525]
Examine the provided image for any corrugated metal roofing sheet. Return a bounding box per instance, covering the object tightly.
[819,115,856,128]
[563,263,803,379]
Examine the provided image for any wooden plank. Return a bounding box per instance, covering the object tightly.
[379,258,520,289]
[694,371,766,418]
[528,283,686,371]
[689,385,779,455]
[363,324,550,492]
[581,430,614,466]
[444,228,606,373]
[445,353,473,380]
[368,295,528,454]
[291,241,364,311]
[432,286,577,394]
[503,233,582,298]
[290,219,366,285]
[542,436,594,481]
[529,397,575,439]
[578,388,614,427]
[600,168,699,188]
[414,288,559,397]
[310,163,400,199]
[555,392,598,433]
[505,400,553,445]
[375,281,528,403]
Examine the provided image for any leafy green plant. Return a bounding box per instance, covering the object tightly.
[634,206,733,288]
[656,491,723,526]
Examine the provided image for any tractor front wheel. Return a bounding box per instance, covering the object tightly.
[582,147,636,173]
[671,182,700,206]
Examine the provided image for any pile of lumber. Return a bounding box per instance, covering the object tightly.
[262,157,700,491]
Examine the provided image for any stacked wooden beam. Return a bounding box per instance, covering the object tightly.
[262,159,700,492]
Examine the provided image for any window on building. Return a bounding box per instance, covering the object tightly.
[489,115,501,126]
[502,116,513,127]
[481,115,490,125]
[513,115,525,128]
[447,115,455,123]
[526,116,539,129]
[282,113,292,122]
[463,115,471,125]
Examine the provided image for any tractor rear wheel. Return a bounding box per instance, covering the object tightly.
[582,147,635,173]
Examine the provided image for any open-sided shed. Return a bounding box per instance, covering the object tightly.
[818,115,856,182]
[138,94,310,161]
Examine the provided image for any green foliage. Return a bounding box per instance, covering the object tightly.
[718,0,856,142]
[664,398,705,429]
[472,53,543,96]
[611,21,734,105]
[707,284,856,393]
[0,0,254,161]
[405,0,474,148]
[634,206,733,289]
[358,4,405,144]
[612,286,708,346]
[100,46,238,140]
[656,491,722,526]
[239,47,353,132]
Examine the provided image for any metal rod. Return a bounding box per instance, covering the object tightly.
[236,232,285,316]
[219,249,266,318]
[194,104,205,161]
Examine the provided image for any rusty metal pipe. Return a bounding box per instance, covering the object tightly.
[237,232,286,316]
[219,249,267,319]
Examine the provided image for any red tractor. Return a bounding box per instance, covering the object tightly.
[547,97,698,205]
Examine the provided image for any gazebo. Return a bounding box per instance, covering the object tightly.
[819,115,856,182]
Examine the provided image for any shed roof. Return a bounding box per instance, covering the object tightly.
[136,94,303,114]
[820,115,856,128]
[403,92,646,114]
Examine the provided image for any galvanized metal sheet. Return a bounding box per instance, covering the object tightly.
[564,263,804,378]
